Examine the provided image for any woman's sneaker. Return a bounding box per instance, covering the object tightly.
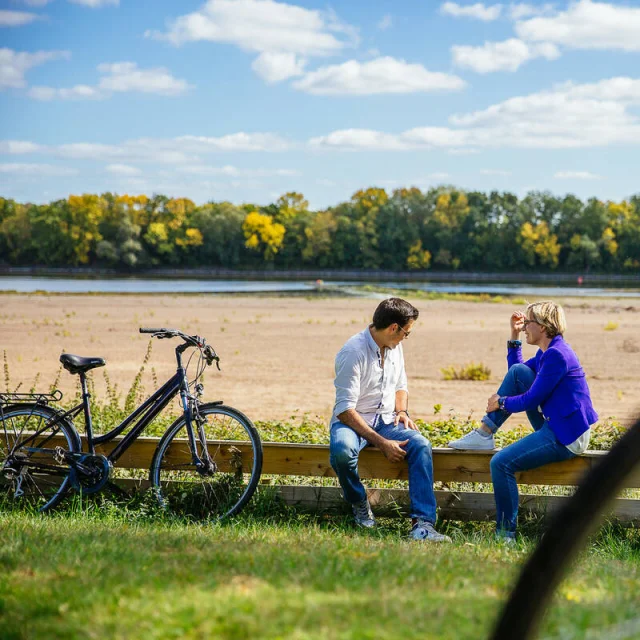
[352,498,376,528]
[448,428,496,451]
[410,520,452,543]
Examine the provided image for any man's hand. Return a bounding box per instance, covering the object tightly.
[394,411,418,431]
[379,439,409,462]
[487,393,501,412]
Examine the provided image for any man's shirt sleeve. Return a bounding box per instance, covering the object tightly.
[334,348,362,417]
[396,348,408,393]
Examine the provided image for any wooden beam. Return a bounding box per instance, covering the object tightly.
[274,486,640,523]
[13,433,640,487]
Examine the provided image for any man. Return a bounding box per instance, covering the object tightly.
[329,297,450,542]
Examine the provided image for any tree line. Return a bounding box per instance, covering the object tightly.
[1,188,639,273]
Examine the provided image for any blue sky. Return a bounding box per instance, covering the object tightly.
[1,0,639,209]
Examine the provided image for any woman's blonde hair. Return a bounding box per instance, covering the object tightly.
[527,300,566,338]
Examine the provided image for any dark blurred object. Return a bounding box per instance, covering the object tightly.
[491,415,640,640]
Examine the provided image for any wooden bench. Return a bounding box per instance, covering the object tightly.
[83,436,640,523]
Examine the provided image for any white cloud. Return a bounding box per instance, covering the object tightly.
[106,164,142,176]
[508,3,554,20]
[377,14,392,30]
[440,2,502,21]
[97,62,192,95]
[0,163,78,176]
[178,165,300,177]
[0,140,45,153]
[176,133,292,152]
[428,172,451,180]
[516,0,640,52]
[69,0,119,7]
[21,0,54,6]
[147,0,357,56]
[309,129,412,151]
[452,38,560,73]
[0,133,292,168]
[28,62,192,99]
[309,76,640,151]
[480,169,512,176]
[293,57,465,95]
[0,48,70,89]
[554,171,603,180]
[251,52,306,83]
[0,10,40,26]
[29,84,102,100]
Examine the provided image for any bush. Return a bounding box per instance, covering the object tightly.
[440,363,491,381]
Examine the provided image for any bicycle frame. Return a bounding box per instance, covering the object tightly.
[61,342,207,467]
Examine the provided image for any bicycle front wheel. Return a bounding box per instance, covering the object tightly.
[150,403,263,520]
[0,404,80,512]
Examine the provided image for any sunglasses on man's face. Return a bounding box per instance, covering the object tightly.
[397,325,411,338]
[523,319,539,328]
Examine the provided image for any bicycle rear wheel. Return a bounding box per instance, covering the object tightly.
[150,403,263,520]
[0,404,80,512]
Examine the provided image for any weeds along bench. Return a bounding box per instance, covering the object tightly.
[80,436,640,523]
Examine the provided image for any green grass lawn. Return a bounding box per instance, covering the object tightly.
[1,498,639,640]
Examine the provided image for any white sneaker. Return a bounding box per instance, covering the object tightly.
[448,429,496,451]
[352,498,376,528]
[410,520,452,543]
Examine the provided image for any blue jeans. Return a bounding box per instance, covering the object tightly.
[329,420,437,523]
[483,363,576,536]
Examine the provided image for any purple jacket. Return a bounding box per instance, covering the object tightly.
[504,335,598,445]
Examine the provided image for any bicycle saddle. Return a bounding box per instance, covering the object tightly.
[60,354,106,375]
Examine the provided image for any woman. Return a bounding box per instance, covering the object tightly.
[448,300,598,540]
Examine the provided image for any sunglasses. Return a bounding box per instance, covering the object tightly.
[397,324,411,338]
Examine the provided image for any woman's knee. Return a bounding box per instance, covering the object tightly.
[508,363,535,384]
[490,451,509,477]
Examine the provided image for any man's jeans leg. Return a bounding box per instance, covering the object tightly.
[329,422,369,505]
[482,363,545,433]
[377,422,437,524]
[490,423,575,536]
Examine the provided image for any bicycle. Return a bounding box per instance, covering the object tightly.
[0,328,263,519]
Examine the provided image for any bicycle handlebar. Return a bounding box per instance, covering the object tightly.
[139,327,220,368]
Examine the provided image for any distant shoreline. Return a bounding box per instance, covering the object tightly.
[2,266,640,285]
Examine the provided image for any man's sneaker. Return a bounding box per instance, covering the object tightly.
[410,520,452,543]
[448,428,496,451]
[496,532,516,546]
[352,498,376,528]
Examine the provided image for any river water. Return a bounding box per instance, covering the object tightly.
[2,276,640,298]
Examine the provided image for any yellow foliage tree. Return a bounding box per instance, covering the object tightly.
[242,211,286,260]
[406,240,432,270]
[66,194,105,264]
[519,221,561,268]
[433,191,469,229]
[175,227,204,248]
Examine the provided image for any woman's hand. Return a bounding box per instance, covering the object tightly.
[487,393,501,412]
[510,311,526,338]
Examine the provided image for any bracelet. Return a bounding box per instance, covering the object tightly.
[507,339,522,349]
[397,409,410,417]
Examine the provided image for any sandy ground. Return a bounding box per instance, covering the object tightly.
[1,293,639,427]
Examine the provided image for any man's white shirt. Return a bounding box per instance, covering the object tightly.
[332,327,408,429]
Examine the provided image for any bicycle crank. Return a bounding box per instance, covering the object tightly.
[70,453,112,494]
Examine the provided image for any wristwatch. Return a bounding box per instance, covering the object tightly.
[498,396,507,410]
[507,339,522,349]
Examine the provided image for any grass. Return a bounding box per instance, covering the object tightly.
[440,362,492,381]
[1,499,639,640]
[2,359,639,639]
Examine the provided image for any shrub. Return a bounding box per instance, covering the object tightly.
[440,362,491,381]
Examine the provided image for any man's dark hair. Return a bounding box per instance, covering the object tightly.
[371,297,419,330]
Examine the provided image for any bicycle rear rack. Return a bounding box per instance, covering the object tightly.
[0,389,63,406]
